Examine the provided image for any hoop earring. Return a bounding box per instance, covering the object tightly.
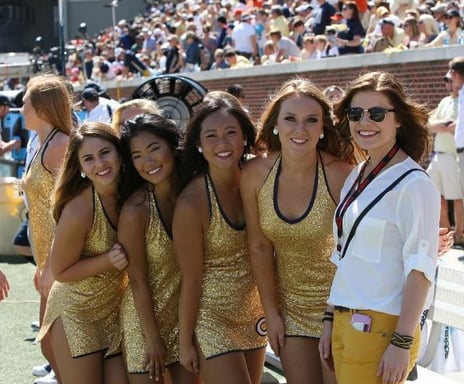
[197,147,203,153]
[319,132,324,139]
[80,171,86,178]
[272,127,278,135]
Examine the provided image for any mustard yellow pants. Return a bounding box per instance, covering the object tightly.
[332,309,420,384]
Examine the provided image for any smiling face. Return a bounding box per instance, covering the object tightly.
[348,91,400,159]
[129,130,175,186]
[276,94,324,157]
[78,136,121,187]
[198,109,245,170]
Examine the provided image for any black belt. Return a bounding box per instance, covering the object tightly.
[457,148,464,153]
[334,305,351,312]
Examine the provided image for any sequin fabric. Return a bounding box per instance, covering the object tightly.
[258,156,336,338]
[196,174,267,359]
[38,189,128,357]
[23,129,58,271]
[120,187,181,372]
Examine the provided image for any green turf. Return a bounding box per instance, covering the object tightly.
[0,255,44,384]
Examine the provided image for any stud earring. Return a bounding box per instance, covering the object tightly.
[243,140,247,146]
[272,127,278,135]
[319,132,325,139]
[80,171,86,178]
[197,147,203,153]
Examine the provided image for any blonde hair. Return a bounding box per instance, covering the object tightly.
[112,99,161,132]
[419,14,439,36]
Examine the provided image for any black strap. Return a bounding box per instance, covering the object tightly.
[339,168,427,260]
[106,104,113,120]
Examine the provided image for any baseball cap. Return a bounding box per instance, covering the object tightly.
[380,17,395,26]
[0,95,11,107]
[446,9,461,18]
[81,88,99,101]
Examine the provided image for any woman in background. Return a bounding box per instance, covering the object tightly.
[112,99,161,133]
[22,73,72,382]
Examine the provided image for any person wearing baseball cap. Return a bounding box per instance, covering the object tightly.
[424,8,463,47]
[0,94,21,157]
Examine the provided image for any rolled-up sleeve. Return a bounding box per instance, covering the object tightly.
[398,175,440,283]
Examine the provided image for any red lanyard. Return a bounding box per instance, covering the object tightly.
[335,143,400,253]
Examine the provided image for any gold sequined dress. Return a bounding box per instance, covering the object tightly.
[258,156,336,338]
[37,188,127,358]
[196,174,267,359]
[23,129,59,271]
[120,187,180,372]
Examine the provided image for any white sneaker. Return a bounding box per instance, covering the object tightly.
[32,363,51,377]
[34,370,57,384]
[31,320,40,331]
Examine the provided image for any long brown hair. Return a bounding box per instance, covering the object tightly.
[26,74,73,135]
[334,71,430,162]
[52,122,121,222]
[257,78,356,164]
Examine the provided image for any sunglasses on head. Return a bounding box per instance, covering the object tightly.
[346,107,396,122]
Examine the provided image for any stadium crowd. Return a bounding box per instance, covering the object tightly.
[39,0,464,84]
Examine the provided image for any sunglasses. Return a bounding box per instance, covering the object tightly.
[346,107,396,122]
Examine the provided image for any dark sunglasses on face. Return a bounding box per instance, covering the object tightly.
[346,107,396,122]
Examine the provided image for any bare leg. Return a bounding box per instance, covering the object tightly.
[39,295,62,383]
[49,317,103,384]
[196,344,252,384]
[103,354,129,384]
[440,197,451,229]
[168,362,200,384]
[279,337,323,384]
[453,199,464,238]
[244,347,266,384]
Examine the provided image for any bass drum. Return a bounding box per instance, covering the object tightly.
[131,75,208,132]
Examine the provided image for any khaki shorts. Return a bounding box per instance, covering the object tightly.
[427,153,464,200]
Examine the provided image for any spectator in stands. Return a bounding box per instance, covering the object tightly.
[210,48,230,70]
[216,16,229,49]
[423,9,463,47]
[0,95,21,157]
[225,83,247,105]
[224,48,252,68]
[232,13,259,60]
[165,35,184,74]
[202,24,218,70]
[402,17,422,48]
[81,88,114,124]
[268,29,302,62]
[336,1,366,54]
[312,0,337,35]
[269,5,289,37]
[314,33,339,58]
[427,72,464,245]
[184,32,202,72]
[370,17,405,52]
[260,40,277,65]
[300,35,318,60]
[291,18,308,49]
[120,26,138,50]
[390,0,414,19]
[430,2,448,31]
[141,27,157,54]
[255,9,270,55]
[417,13,439,44]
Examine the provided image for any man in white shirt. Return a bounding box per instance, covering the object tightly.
[81,88,114,124]
[232,13,258,60]
[450,57,464,197]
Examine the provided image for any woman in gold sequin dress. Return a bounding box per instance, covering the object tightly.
[173,92,267,384]
[117,114,198,384]
[240,79,357,384]
[37,123,129,384]
[22,74,72,381]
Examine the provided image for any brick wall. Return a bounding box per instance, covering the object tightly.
[100,45,460,122]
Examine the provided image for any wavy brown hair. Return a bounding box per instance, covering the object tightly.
[257,78,356,164]
[52,122,121,222]
[334,71,430,163]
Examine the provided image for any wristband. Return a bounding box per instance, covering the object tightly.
[390,332,414,350]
